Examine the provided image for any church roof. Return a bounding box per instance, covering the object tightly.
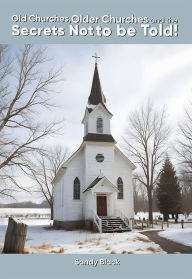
[83,176,119,193]
[82,103,113,124]
[114,146,136,170]
[83,133,116,143]
[88,63,106,105]
[98,102,113,116]
[83,177,103,193]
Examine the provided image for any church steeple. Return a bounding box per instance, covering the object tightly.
[88,59,106,106]
[82,56,115,143]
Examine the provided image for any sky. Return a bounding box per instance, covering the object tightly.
[44,44,192,148]
[3,44,192,203]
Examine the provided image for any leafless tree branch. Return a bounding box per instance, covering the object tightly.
[24,145,68,219]
[0,44,65,198]
[122,100,170,221]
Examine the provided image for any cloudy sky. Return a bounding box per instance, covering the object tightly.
[45,44,192,147]
[5,44,192,203]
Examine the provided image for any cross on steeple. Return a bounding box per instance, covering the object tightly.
[92,53,100,64]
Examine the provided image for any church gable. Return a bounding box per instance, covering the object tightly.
[83,176,119,194]
[63,145,84,168]
[89,103,112,119]
[94,177,118,194]
[53,145,84,184]
[85,104,112,135]
[114,146,136,171]
[52,166,66,184]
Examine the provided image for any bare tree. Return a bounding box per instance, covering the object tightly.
[179,170,192,217]
[123,101,169,222]
[133,179,148,214]
[0,45,64,198]
[25,146,68,220]
[177,100,192,176]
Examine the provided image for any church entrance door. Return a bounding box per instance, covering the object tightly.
[97,195,107,216]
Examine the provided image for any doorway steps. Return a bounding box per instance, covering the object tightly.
[100,216,131,233]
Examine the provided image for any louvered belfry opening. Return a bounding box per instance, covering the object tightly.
[97,117,103,133]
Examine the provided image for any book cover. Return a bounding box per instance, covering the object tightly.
[0,1,191,278]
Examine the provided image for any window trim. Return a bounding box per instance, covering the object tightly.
[73,177,80,200]
[96,117,103,133]
[117,177,123,199]
[96,153,104,163]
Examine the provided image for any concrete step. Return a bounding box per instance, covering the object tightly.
[100,216,131,233]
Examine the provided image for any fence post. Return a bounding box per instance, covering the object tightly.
[167,222,169,228]
[161,221,164,230]
[142,221,143,230]
[181,220,184,229]
[3,217,28,254]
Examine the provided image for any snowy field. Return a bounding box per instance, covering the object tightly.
[0,218,164,254]
[0,208,50,218]
[0,209,191,254]
[159,229,192,247]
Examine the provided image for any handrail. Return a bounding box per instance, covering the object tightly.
[115,209,130,228]
[92,210,102,233]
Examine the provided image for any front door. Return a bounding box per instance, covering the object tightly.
[97,196,107,216]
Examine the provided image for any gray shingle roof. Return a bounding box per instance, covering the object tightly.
[88,63,106,105]
[83,133,116,143]
[83,177,103,193]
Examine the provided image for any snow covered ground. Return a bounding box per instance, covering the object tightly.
[0,209,191,254]
[135,211,192,221]
[0,218,164,254]
[159,228,192,247]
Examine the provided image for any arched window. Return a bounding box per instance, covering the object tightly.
[97,117,103,133]
[73,177,80,200]
[117,177,123,199]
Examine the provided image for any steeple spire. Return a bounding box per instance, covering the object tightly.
[88,57,106,106]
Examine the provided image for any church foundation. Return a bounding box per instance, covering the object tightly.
[53,220,93,230]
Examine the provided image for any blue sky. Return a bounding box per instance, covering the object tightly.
[5,44,192,203]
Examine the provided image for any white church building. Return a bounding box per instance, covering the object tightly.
[53,60,136,232]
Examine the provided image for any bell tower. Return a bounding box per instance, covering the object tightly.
[82,55,115,143]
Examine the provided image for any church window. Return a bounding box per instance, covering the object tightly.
[117,177,123,199]
[97,117,103,133]
[96,154,104,162]
[73,177,80,200]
